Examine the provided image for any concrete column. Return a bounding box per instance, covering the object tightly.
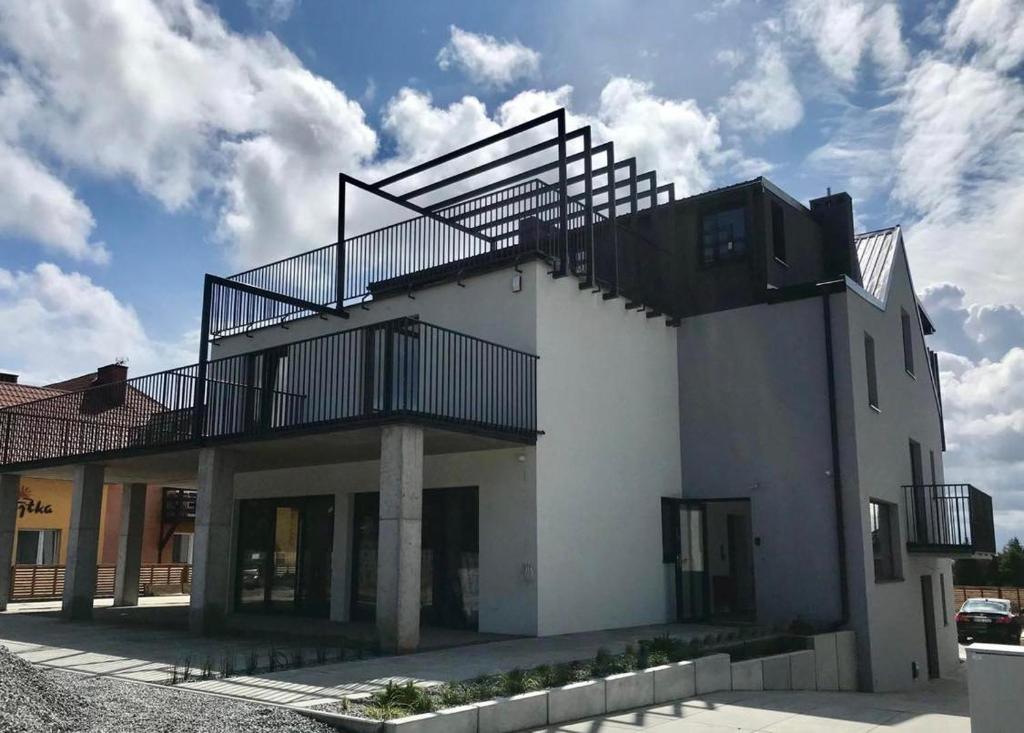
[0,474,19,611]
[62,464,105,620]
[376,424,424,654]
[329,491,352,623]
[113,483,147,607]
[189,448,235,635]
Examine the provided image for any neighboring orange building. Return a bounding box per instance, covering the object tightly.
[1,369,194,570]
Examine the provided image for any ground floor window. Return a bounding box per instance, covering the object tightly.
[15,529,60,565]
[171,533,194,564]
[351,486,479,630]
[235,495,334,616]
[871,500,901,582]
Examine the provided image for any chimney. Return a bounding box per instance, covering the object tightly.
[96,362,128,385]
[0,373,17,384]
[810,190,862,285]
[81,362,128,414]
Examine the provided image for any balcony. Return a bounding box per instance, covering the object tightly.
[902,483,996,558]
[161,488,197,523]
[0,317,538,472]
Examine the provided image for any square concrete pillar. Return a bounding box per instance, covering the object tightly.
[330,491,353,623]
[62,464,105,620]
[376,424,424,654]
[113,483,147,607]
[189,448,236,635]
[0,474,19,611]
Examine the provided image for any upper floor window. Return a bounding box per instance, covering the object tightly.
[865,332,879,410]
[701,207,747,265]
[771,201,787,264]
[901,308,915,376]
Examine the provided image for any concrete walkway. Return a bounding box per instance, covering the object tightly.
[0,597,733,707]
[528,678,970,732]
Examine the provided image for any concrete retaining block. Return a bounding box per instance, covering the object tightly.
[652,661,696,703]
[790,649,816,690]
[384,705,478,733]
[836,630,857,691]
[605,670,655,712]
[812,633,839,691]
[695,654,731,695]
[761,654,792,691]
[547,680,606,725]
[476,691,548,733]
[730,658,764,691]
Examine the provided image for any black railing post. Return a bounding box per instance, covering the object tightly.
[362,325,376,417]
[556,110,569,277]
[192,275,213,443]
[337,174,346,310]
[383,320,395,415]
[582,126,595,287]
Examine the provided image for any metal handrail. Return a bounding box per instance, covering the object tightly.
[0,317,539,470]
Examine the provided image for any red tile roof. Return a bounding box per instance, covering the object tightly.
[0,382,66,409]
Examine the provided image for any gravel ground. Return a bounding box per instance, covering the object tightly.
[0,645,335,733]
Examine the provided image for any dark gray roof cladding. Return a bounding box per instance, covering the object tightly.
[854,226,900,301]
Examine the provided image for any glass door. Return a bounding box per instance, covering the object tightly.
[236,497,332,616]
[675,502,708,621]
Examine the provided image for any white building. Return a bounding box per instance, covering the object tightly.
[0,110,994,692]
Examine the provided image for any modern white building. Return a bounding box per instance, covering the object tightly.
[0,110,994,692]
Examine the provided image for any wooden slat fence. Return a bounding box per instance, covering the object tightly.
[954,586,1024,609]
[9,563,191,601]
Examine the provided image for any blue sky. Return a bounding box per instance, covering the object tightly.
[1,0,1023,544]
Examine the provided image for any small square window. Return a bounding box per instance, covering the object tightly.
[701,207,747,265]
[870,500,901,582]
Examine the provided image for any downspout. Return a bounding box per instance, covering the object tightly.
[823,291,850,626]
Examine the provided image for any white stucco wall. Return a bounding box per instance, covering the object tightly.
[533,273,682,636]
[214,263,542,359]
[838,241,955,692]
[676,297,845,628]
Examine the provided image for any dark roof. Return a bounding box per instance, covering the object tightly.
[46,373,101,392]
[854,226,900,301]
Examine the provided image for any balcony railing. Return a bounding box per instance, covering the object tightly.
[902,483,996,557]
[218,178,677,337]
[0,317,538,471]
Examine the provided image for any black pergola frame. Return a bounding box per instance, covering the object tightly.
[338,108,673,296]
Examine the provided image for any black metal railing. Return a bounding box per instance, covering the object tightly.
[0,317,538,470]
[903,483,996,556]
[217,177,677,337]
[161,488,197,522]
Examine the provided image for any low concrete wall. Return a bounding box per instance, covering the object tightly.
[317,633,857,732]
[967,643,1024,733]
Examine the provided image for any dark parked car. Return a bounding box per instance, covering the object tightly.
[956,598,1022,645]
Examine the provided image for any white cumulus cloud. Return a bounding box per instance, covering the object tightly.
[720,41,804,134]
[437,26,541,88]
[785,0,910,83]
[0,263,193,384]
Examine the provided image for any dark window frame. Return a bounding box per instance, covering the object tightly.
[940,573,949,625]
[870,499,902,582]
[865,332,880,410]
[901,308,915,376]
[770,200,787,265]
[699,205,749,267]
